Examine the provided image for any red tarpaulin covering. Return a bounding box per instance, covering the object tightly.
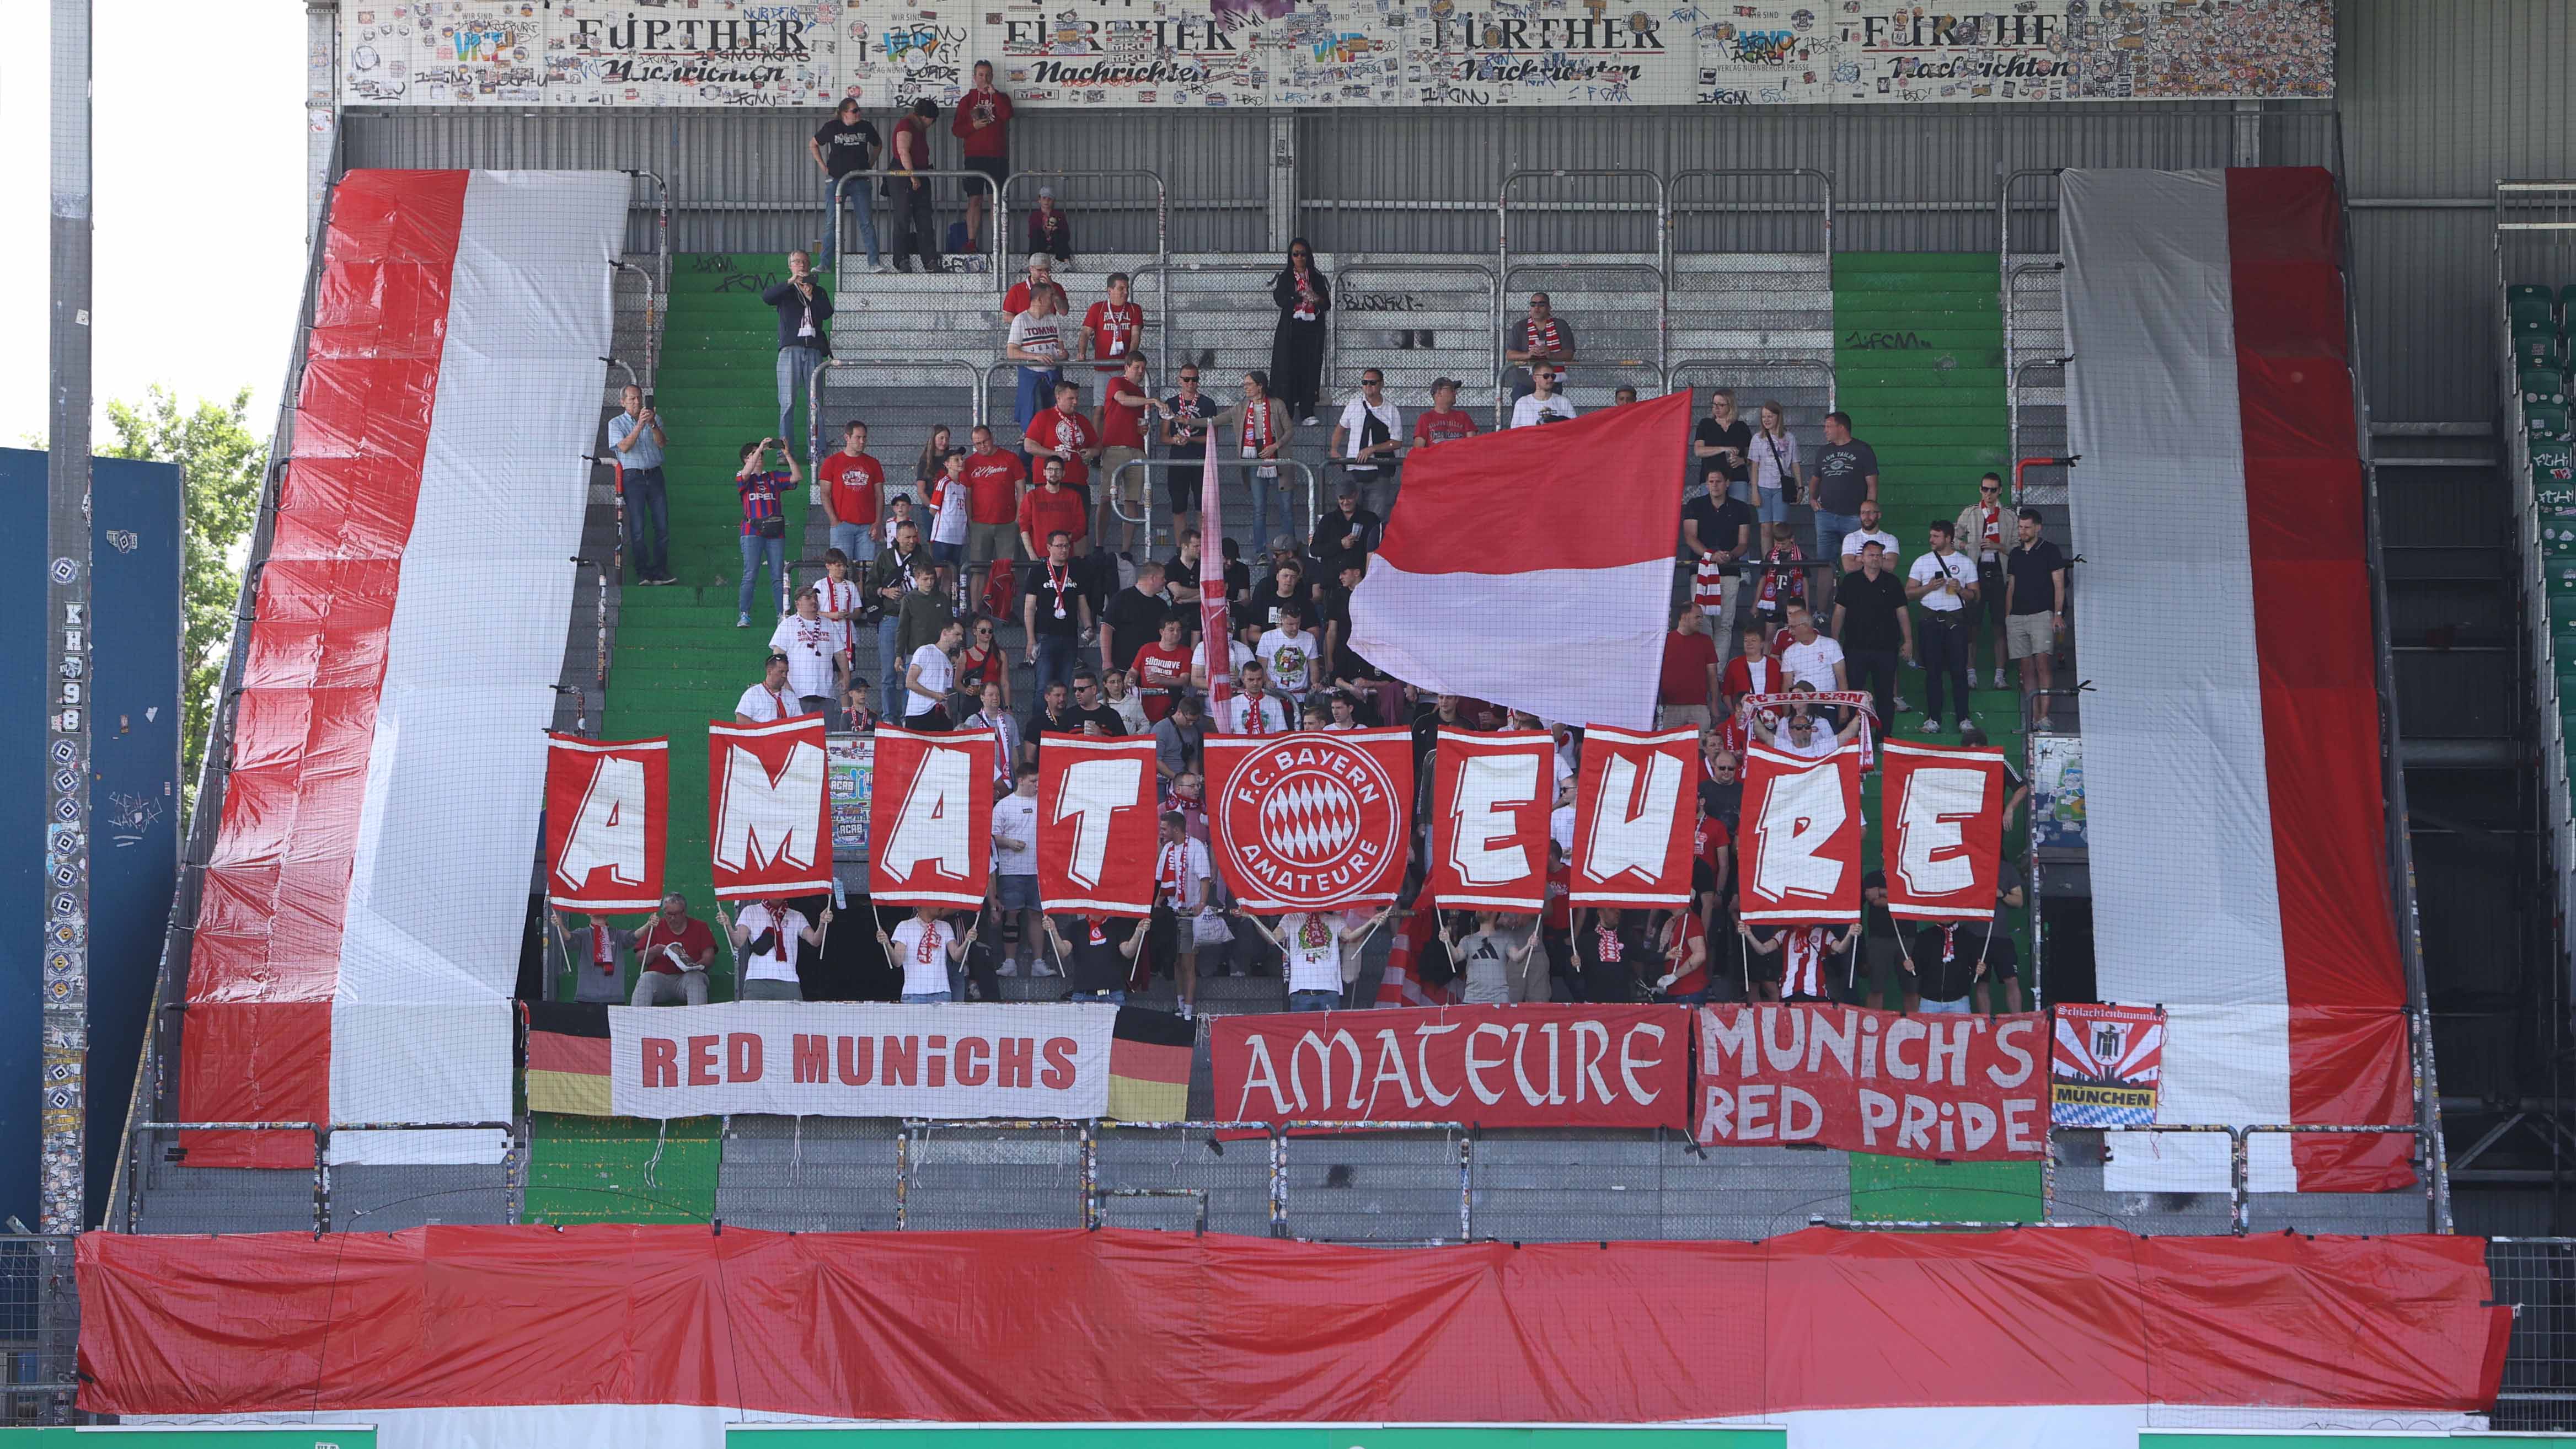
[78,1225,2505,1422]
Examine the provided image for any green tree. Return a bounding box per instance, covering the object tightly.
[101,386,264,814]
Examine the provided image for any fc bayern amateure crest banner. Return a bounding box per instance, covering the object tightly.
[1203,729,1413,912]
[1036,735,1158,917]
[868,726,993,908]
[1426,728,1555,912]
[707,717,832,901]
[544,734,668,910]
[2052,1002,2166,1128]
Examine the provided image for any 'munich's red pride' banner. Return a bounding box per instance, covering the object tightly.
[1693,1004,2047,1161]
[1212,1005,1691,1128]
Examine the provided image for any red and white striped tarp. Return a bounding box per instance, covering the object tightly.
[178,170,628,1165]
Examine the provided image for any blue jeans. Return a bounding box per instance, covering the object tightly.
[778,346,823,451]
[1919,997,1973,1015]
[1727,477,1756,506]
[1032,633,1077,697]
[902,990,954,1004]
[1813,510,1860,573]
[738,532,786,618]
[1014,366,1061,437]
[821,178,880,269]
[1289,990,1339,1013]
[622,465,670,581]
[1069,990,1127,1004]
[829,520,875,565]
[1248,470,1281,550]
[1755,484,1789,528]
[878,615,904,692]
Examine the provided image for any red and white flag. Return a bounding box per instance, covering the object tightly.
[1567,725,1699,908]
[1037,734,1157,916]
[1736,742,1863,925]
[1204,729,1412,911]
[1881,739,2007,922]
[1347,390,1694,730]
[543,734,668,910]
[709,716,833,900]
[1375,896,1454,1007]
[867,726,992,908]
[1426,728,1553,912]
[1198,405,1233,716]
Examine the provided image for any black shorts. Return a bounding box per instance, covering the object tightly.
[1146,906,1180,973]
[963,156,1006,197]
[1977,560,2009,628]
[1981,934,2021,980]
[1166,466,1203,518]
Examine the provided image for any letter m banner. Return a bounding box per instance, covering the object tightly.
[709,716,834,900]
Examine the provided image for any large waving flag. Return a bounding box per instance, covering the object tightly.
[1349,390,1693,729]
[2061,167,2410,1193]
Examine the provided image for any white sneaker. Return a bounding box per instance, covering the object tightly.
[1031,959,1058,977]
[1299,414,1321,427]
[998,959,1018,977]
[1179,1001,1195,1022]
[1922,719,1944,735]
[1989,668,2007,689]
[869,263,892,275]
[1894,696,1914,714]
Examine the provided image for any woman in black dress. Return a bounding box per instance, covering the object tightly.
[1267,237,1331,424]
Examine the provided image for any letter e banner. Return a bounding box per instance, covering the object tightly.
[1737,742,1862,924]
[868,726,993,907]
[708,716,832,900]
[545,733,668,910]
[1428,728,1554,912]
[1880,739,2006,921]
[1037,735,1158,916]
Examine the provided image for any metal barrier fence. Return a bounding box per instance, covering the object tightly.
[1110,455,1324,559]
[121,1121,520,1236]
[0,1237,76,1426]
[829,170,1008,279]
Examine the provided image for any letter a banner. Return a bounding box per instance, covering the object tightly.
[1881,739,2007,922]
[708,717,832,900]
[1428,728,1554,912]
[1204,728,1412,911]
[867,726,993,907]
[1567,725,1699,907]
[545,733,668,910]
[1037,735,1158,917]
[1737,742,1863,924]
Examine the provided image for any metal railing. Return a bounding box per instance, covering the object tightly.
[829,169,1006,280]
[1664,356,1836,418]
[122,1120,520,1236]
[806,355,997,471]
[1665,167,1836,259]
[1499,170,1670,421]
[997,169,1172,373]
[1498,259,1665,426]
[1329,259,1500,408]
[0,1236,77,1426]
[2005,261,2067,489]
[2070,1122,2429,1236]
[1110,455,1323,558]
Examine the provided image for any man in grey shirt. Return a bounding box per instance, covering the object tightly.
[1806,410,1879,610]
[1447,910,1545,1005]
[606,385,673,585]
[1153,693,1206,782]
[1504,291,1578,402]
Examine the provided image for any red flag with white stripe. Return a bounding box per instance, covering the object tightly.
[1036,735,1157,917]
[1426,728,1553,912]
[1567,725,1699,908]
[1736,742,1862,926]
[866,726,993,908]
[543,734,668,910]
[1880,739,2006,922]
[709,715,834,900]
[1347,391,1693,730]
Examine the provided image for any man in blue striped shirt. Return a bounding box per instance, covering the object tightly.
[606,385,673,586]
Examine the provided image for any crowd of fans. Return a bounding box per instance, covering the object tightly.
[570,87,2074,1019]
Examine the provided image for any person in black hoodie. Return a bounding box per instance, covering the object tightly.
[1267,238,1331,424]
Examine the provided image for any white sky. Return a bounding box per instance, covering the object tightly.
[0,6,307,446]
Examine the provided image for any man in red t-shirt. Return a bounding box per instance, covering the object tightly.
[1081,272,1147,375]
[1412,376,1480,448]
[961,425,1026,572]
[1024,377,1100,495]
[1017,456,1090,559]
[1128,614,1195,723]
[1097,354,1166,557]
[952,60,1013,255]
[629,892,719,1007]
[1658,602,1720,731]
[816,420,884,565]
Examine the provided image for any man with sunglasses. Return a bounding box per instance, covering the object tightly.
[1504,292,1578,403]
[1330,368,1404,515]
[1160,367,1220,550]
[1955,472,2015,689]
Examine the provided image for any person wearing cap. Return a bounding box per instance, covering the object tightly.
[1413,377,1480,448]
[736,651,797,724]
[1330,366,1404,515]
[1309,480,1381,580]
[1504,291,1579,403]
[1025,185,1074,264]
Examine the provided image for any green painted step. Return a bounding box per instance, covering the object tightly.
[524,1113,722,1224]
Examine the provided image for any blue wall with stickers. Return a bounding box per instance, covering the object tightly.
[0,448,180,1229]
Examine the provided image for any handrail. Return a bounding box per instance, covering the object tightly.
[1499,170,1670,428]
[1498,259,1666,428]
[622,168,670,389]
[1664,355,1837,418]
[831,170,1006,280]
[1328,259,1500,408]
[996,169,1172,376]
[806,355,996,467]
[1665,167,1836,269]
[1111,455,1322,561]
[612,262,661,396]
[2005,262,2066,477]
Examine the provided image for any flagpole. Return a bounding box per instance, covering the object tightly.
[1198,414,1233,715]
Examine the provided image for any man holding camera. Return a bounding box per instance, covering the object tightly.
[759,251,833,451]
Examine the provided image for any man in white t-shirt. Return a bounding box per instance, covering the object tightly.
[1509,365,1578,428]
[1836,499,1900,574]
[735,653,797,724]
[903,617,966,729]
[988,765,1049,977]
[1777,605,1847,696]
[811,553,863,704]
[1147,810,1215,1018]
[1231,905,1391,1011]
[1219,660,1292,735]
[718,896,831,1001]
[1905,518,1980,734]
[1330,368,1404,513]
[1255,605,1321,704]
[768,590,839,717]
[1772,705,1863,761]
[877,905,975,1004]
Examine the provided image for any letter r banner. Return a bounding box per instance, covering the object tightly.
[708,715,834,900]
[1736,741,1862,924]
[545,733,668,910]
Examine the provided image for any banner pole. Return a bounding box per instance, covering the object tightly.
[1197,413,1231,715]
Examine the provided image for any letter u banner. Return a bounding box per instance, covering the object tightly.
[545,734,668,910]
[869,726,993,907]
[708,716,833,900]
[1567,725,1700,907]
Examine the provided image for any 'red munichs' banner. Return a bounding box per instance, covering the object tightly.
[1737,742,1863,925]
[1036,734,1158,917]
[1203,729,1412,911]
[1880,739,2008,922]
[867,726,992,908]
[545,734,668,910]
[1426,728,1554,912]
[707,716,832,900]
[1567,725,1699,907]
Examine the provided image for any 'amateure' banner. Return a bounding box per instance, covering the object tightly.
[1693,1004,2047,1161]
[609,1002,1114,1119]
[1212,1004,1691,1129]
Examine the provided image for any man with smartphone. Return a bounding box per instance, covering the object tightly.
[759,251,833,450]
